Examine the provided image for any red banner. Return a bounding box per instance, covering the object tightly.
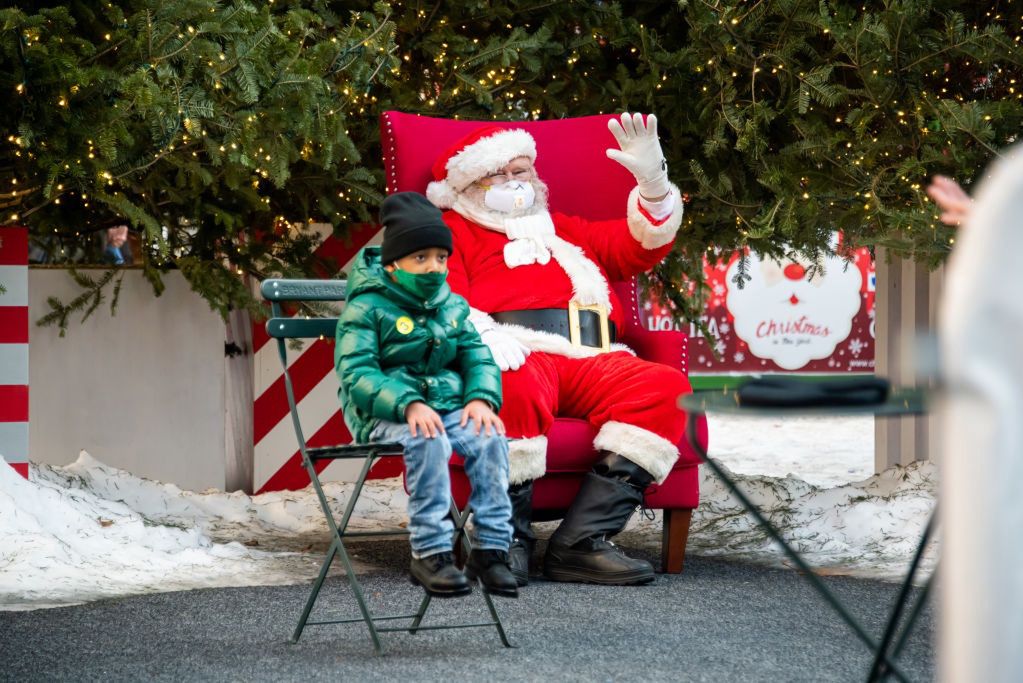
[645,246,875,374]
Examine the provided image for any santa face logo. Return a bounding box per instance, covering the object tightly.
[726,248,863,370]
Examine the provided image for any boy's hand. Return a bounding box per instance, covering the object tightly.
[404,401,445,438]
[461,399,506,437]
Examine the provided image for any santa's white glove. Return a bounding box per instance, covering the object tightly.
[480,328,530,372]
[606,112,671,201]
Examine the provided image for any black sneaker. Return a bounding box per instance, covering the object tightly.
[409,551,471,598]
[464,549,519,598]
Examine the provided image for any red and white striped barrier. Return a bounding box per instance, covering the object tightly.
[252,224,403,493]
[0,226,29,479]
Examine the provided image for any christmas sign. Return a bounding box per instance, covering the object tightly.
[0,226,29,478]
[645,242,875,374]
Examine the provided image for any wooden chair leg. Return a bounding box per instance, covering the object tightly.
[661,508,693,574]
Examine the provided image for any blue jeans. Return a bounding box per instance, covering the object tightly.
[370,410,513,557]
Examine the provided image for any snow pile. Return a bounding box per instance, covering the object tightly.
[687,459,935,581]
[35,451,409,550]
[1,412,938,610]
[0,451,407,610]
[703,413,936,579]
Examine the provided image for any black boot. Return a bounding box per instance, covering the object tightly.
[410,551,472,598]
[507,481,537,587]
[543,452,656,585]
[464,549,519,598]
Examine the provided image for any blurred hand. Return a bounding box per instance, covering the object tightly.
[107,225,129,248]
[606,112,671,201]
[460,399,506,436]
[926,175,972,226]
[404,401,445,438]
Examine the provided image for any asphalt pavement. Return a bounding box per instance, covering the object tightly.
[0,539,934,682]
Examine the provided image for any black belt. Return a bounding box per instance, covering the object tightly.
[492,308,616,349]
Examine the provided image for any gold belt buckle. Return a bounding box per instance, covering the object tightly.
[568,300,611,352]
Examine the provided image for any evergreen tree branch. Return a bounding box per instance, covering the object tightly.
[4,0,1015,328]
[935,100,1002,158]
[152,30,201,64]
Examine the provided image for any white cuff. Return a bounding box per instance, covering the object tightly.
[627,185,683,250]
[638,189,676,221]
[508,436,547,484]
[593,421,680,484]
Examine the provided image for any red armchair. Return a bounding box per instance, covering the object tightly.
[380,111,708,573]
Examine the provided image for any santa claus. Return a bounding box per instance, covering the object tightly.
[425,113,691,586]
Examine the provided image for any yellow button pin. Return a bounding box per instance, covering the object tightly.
[395,316,414,335]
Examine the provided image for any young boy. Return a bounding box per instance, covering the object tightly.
[334,191,517,598]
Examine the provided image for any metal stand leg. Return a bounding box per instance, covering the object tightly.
[890,574,934,662]
[866,512,937,682]
[686,418,911,683]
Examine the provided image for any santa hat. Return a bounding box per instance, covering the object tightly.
[425,126,537,209]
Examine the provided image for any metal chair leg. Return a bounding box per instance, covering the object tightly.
[481,590,515,648]
[407,593,432,634]
[448,499,515,648]
[272,308,514,653]
[336,539,383,654]
[292,540,338,643]
[293,454,386,652]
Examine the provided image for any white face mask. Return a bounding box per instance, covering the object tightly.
[483,181,535,213]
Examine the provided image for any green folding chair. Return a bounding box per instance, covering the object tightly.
[262,277,514,654]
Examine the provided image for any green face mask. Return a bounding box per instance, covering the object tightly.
[392,269,447,300]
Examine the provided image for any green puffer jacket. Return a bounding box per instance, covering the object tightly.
[334,246,502,443]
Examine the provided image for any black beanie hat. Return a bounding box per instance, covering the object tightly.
[379,192,453,264]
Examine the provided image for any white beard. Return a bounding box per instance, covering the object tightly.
[452,178,551,229]
[451,180,611,308]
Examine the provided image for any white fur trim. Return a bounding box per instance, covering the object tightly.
[593,421,679,484]
[626,184,683,249]
[467,307,497,334]
[497,321,633,358]
[545,234,612,308]
[426,180,458,209]
[445,129,537,192]
[508,435,547,484]
[502,213,555,267]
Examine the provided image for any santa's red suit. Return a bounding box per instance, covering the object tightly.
[440,192,691,485]
[424,118,692,586]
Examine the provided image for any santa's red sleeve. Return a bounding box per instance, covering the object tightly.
[559,185,684,282]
